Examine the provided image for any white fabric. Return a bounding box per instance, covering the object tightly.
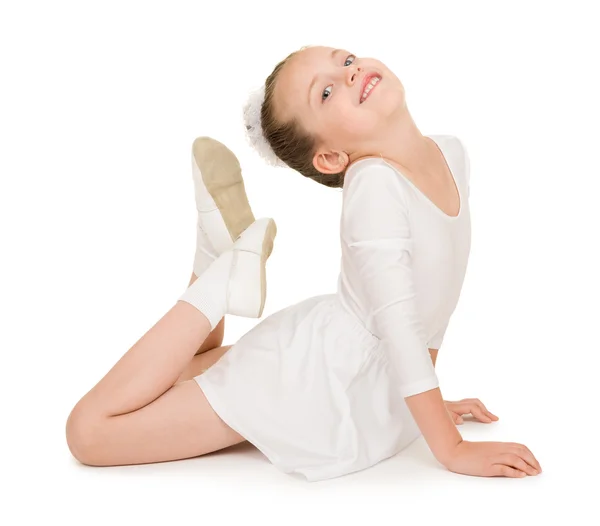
[242,84,287,168]
[182,218,274,328]
[194,134,471,481]
[193,223,219,278]
[338,134,471,397]
[179,249,233,329]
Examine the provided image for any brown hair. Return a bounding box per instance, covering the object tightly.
[260,48,346,189]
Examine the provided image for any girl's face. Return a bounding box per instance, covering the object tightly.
[274,46,406,168]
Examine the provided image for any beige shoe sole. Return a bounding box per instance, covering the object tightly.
[192,136,255,242]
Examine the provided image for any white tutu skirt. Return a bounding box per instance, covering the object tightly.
[194,294,422,482]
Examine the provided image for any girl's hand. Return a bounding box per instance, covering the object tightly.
[444,398,499,425]
[443,440,542,478]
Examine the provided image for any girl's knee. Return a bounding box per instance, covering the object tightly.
[65,405,105,466]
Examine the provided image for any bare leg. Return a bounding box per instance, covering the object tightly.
[177,344,233,383]
[65,206,276,467]
[78,301,215,417]
[66,301,245,466]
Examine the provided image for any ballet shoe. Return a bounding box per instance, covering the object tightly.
[191,136,255,277]
[178,217,277,325]
[227,217,277,318]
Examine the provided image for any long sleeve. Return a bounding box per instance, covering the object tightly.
[457,136,471,198]
[465,144,471,198]
[342,161,439,398]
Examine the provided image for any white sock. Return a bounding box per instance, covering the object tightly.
[178,250,233,329]
[193,223,219,277]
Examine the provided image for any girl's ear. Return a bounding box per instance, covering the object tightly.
[313,150,348,174]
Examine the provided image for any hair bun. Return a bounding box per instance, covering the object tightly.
[242,85,287,168]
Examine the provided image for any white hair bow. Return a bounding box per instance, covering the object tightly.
[242,85,287,168]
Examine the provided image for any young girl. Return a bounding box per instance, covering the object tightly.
[66,45,542,482]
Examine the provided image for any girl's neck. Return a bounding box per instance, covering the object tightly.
[350,110,436,177]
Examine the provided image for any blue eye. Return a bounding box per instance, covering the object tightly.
[322,54,356,102]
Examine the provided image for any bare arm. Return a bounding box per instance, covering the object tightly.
[428,348,438,367]
[405,386,462,465]
[408,348,462,465]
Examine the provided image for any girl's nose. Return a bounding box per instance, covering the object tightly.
[346,65,362,86]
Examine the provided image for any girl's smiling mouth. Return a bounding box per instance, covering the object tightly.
[360,74,382,104]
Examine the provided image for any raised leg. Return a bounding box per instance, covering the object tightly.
[65,132,274,467]
[66,301,245,466]
[177,344,233,383]
[65,217,277,467]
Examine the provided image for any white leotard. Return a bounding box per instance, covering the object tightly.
[338,134,471,397]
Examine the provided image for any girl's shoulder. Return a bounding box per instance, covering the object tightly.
[341,157,409,210]
[345,156,389,177]
[343,157,399,192]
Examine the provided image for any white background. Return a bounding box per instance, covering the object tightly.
[2,0,599,524]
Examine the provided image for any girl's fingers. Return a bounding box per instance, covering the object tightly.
[452,400,499,422]
[448,411,463,424]
[474,400,499,420]
[472,407,493,423]
[509,444,542,472]
[495,453,539,476]
[453,402,472,415]
[491,464,527,478]
[454,402,488,419]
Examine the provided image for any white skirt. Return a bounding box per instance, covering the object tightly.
[194,293,422,482]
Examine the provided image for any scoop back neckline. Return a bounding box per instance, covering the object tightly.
[346,134,463,221]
